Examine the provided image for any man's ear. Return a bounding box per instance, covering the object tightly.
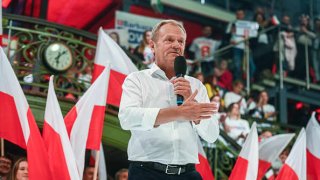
[150,40,155,53]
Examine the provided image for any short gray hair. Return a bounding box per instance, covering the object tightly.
[151,19,186,42]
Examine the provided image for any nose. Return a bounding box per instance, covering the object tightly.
[172,40,181,48]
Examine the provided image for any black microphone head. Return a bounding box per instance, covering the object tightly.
[174,56,187,77]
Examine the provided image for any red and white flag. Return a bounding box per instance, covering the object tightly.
[257,133,295,179]
[276,129,306,180]
[64,66,110,178]
[271,15,280,26]
[0,47,52,179]
[229,122,259,180]
[42,76,80,180]
[195,137,215,180]
[91,27,138,106]
[306,112,320,180]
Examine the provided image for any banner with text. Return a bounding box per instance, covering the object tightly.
[115,11,164,48]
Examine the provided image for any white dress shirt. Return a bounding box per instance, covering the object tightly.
[119,64,219,165]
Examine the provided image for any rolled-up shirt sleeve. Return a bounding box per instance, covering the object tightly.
[119,73,159,131]
[192,82,219,143]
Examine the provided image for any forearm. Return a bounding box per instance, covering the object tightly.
[154,106,182,126]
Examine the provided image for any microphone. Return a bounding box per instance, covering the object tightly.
[174,56,187,106]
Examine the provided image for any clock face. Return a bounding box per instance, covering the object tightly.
[44,43,73,72]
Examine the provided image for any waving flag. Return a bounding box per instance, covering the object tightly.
[229,122,259,180]
[0,47,52,179]
[195,136,215,180]
[64,66,110,178]
[306,112,320,180]
[42,76,80,180]
[257,134,295,179]
[92,27,138,106]
[276,129,306,180]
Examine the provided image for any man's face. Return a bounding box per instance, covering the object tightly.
[236,10,245,20]
[0,157,12,175]
[150,23,186,77]
[202,26,212,37]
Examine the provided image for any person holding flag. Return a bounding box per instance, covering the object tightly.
[118,19,220,179]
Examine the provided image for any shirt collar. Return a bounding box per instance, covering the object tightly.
[149,63,170,80]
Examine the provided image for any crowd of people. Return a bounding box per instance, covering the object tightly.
[0,156,128,180]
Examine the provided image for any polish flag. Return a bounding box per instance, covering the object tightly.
[64,66,110,178]
[91,28,138,106]
[271,15,280,26]
[276,129,306,180]
[257,134,295,179]
[42,76,80,180]
[0,47,52,179]
[195,136,215,180]
[306,112,320,180]
[229,122,258,180]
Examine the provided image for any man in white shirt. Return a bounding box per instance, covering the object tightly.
[189,26,221,77]
[119,19,220,179]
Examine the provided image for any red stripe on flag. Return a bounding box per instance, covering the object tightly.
[229,156,248,180]
[257,159,272,180]
[276,164,299,180]
[26,108,53,179]
[91,64,105,83]
[0,35,3,46]
[92,64,126,107]
[86,105,106,150]
[307,149,320,180]
[2,0,12,8]
[196,153,215,180]
[0,91,26,148]
[64,106,78,137]
[43,121,71,180]
[107,69,126,107]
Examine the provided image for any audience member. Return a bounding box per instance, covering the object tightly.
[115,168,128,180]
[294,14,316,80]
[214,59,233,91]
[8,157,28,180]
[133,30,155,68]
[274,15,297,73]
[189,25,221,77]
[227,8,256,80]
[248,90,276,121]
[220,103,250,145]
[250,13,274,78]
[83,166,98,180]
[78,66,93,89]
[0,156,12,180]
[224,80,247,115]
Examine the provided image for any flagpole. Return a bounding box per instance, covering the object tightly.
[93,150,100,180]
[1,138,4,156]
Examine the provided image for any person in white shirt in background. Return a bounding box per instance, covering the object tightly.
[119,19,220,180]
[224,80,247,115]
[248,90,276,121]
[220,103,250,146]
[189,26,221,78]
